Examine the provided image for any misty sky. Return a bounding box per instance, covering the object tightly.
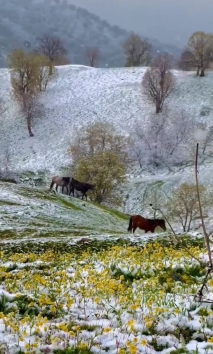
[68,0,212,47]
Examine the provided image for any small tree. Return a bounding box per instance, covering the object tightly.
[186,31,213,77]
[166,183,210,232]
[85,47,99,67]
[70,122,130,204]
[36,34,67,74]
[74,151,126,204]
[142,53,175,113]
[124,33,151,67]
[7,49,49,136]
[70,122,130,165]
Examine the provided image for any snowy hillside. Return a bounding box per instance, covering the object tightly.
[1,64,213,214]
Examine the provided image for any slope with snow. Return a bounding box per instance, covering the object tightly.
[1,65,213,215]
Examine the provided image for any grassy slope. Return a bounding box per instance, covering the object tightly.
[0,181,128,242]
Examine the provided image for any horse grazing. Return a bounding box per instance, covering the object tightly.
[128,215,166,234]
[49,176,71,194]
[69,178,95,201]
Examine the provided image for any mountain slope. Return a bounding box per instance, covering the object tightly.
[0,0,181,68]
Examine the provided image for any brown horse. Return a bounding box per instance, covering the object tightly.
[128,215,166,234]
[49,176,71,194]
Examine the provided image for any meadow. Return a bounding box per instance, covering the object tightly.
[1,233,213,354]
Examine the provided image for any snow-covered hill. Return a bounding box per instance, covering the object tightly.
[1,64,213,214]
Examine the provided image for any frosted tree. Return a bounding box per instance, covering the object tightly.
[133,108,195,169]
[142,52,175,113]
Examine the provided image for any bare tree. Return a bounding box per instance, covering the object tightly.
[142,52,175,113]
[185,31,213,76]
[166,183,211,232]
[36,34,67,73]
[124,33,152,67]
[85,47,99,67]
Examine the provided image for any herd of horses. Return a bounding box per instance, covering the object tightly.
[50,176,95,201]
[50,176,167,235]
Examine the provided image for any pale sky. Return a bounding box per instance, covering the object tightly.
[68,0,212,47]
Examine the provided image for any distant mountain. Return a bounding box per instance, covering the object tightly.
[0,0,182,68]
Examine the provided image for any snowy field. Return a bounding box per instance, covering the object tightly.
[1,65,213,214]
[0,64,213,175]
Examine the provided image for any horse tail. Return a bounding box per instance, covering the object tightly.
[49,180,54,191]
[127,216,133,232]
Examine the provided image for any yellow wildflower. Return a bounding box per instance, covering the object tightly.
[140,339,147,346]
[103,327,111,333]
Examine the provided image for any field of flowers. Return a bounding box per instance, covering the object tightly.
[1,236,213,354]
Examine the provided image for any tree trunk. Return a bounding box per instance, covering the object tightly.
[196,67,200,76]
[200,67,205,77]
[155,102,161,114]
[49,63,53,76]
[27,117,34,137]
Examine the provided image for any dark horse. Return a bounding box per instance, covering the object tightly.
[50,176,71,194]
[128,215,166,234]
[69,178,95,201]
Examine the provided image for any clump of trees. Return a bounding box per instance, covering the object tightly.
[166,183,211,232]
[179,31,213,77]
[7,49,57,137]
[124,33,152,67]
[69,122,130,205]
[142,52,175,113]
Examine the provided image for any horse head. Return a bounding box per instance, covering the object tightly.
[158,219,166,231]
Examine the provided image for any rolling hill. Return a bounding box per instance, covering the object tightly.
[1,64,213,219]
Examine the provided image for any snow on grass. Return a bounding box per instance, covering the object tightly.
[0,181,129,241]
[1,64,213,217]
[0,65,213,175]
[0,238,213,353]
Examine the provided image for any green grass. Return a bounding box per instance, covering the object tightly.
[56,195,83,211]
[0,199,21,206]
[91,202,130,220]
[0,183,129,241]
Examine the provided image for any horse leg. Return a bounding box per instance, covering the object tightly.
[56,185,58,192]
[49,181,54,191]
[62,185,64,194]
[70,187,74,197]
[133,227,137,234]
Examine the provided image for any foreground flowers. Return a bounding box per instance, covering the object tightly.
[0,241,212,353]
